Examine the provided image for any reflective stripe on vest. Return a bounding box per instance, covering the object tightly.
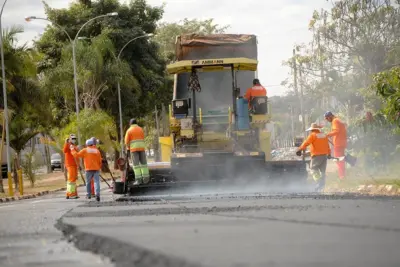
[252,85,265,91]
[129,139,145,150]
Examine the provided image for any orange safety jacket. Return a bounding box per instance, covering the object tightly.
[125,124,146,152]
[299,130,331,157]
[71,145,102,171]
[244,84,267,108]
[63,143,78,167]
[327,117,347,148]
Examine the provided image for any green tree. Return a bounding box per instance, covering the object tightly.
[53,109,118,153]
[154,18,230,62]
[35,0,167,138]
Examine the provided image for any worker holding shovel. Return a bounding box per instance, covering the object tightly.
[63,134,80,199]
[324,111,348,180]
[296,123,331,192]
[71,139,103,201]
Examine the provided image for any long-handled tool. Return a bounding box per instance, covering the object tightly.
[328,140,357,167]
[99,174,111,188]
[104,162,116,183]
[73,153,86,186]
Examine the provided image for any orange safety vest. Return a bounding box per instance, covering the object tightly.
[299,130,331,157]
[63,143,78,167]
[124,124,146,152]
[244,85,267,100]
[327,117,347,148]
[244,84,267,108]
[72,146,102,171]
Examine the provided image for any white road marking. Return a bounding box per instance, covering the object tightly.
[0,204,16,209]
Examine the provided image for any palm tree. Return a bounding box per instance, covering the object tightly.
[42,31,138,112]
[0,26,51,188]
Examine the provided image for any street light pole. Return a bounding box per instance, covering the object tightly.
[72,12,118,147]
[26,12,118,147]
[116,33,154,155]
[0,0,11,176]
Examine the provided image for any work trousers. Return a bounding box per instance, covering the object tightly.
[310,155,328,192]
[66,166,78,198]
[334,146,346,179]
[85,170,100,197]
[131,151,150,183]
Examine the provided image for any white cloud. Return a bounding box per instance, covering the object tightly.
[2,0,332,96]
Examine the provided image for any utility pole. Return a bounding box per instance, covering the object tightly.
[292,48,299,99]
[298,62,307,139]
[154,105,160,162]
[289,105,295,145]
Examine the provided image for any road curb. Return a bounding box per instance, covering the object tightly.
[55,217,200,267]
[357,184,400,195]
[0,177,114,203]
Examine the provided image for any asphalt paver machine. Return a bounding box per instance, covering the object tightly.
[114,34,308,196]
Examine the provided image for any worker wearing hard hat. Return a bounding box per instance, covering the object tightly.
[63,134,79,199]
[324,111,347,180]
[71,138,103,201]
[124,118,150,185]
[296,123,331,192]
[244,78,267,109]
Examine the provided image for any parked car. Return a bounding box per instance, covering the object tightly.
[51,153,62,171]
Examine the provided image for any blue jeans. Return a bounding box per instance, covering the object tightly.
[85,170,100,196]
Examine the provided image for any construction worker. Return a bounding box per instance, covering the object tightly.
[244,78,267,109]
[63,134,79,199]
[324,111,347,180]
[71,139,102,201]
[124,118,149,185]
[296,123,331,192]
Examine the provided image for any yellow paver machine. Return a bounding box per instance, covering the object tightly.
[114,34,308,196]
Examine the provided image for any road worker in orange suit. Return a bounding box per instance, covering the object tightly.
[324,111,347,180]
[296,123,331,192]
[63,134,79,199]
[71,139,102,201]
[244,78,267,109]
[125,118,150,185]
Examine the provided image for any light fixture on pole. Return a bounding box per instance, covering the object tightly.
[116,33,154,155]
[1,0,11,183]
[26,12,118,147]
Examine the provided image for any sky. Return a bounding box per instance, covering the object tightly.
[3,0,332,96]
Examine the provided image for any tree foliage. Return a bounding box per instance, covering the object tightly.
[52,109,118,153]
[154,18,229,62]
[36,0,168,133]
[278,0,400,167]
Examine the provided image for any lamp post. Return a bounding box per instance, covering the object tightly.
[25,12,118,146]
[1,0,11,179]
[115,33,154,154]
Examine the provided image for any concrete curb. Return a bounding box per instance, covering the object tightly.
[0,177,114,203]
[357,184,400,195]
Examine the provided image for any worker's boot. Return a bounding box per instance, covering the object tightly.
[133,178,143,185]
[96,195,100,202]
[86,194,91,199]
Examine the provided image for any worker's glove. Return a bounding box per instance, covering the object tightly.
[296,150,302,157]
[327,154,332,159]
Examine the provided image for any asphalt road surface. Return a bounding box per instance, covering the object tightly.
[0,186,115,267]
[1,187,400,267]
[63,191,400,267]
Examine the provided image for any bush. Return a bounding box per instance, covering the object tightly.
[21,151,40,187]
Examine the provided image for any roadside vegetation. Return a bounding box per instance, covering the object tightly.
[0,0,399,194]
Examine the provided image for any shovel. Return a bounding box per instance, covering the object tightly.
[99,174,111,188]
[74,158,86,186]
[328,141,357,167]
